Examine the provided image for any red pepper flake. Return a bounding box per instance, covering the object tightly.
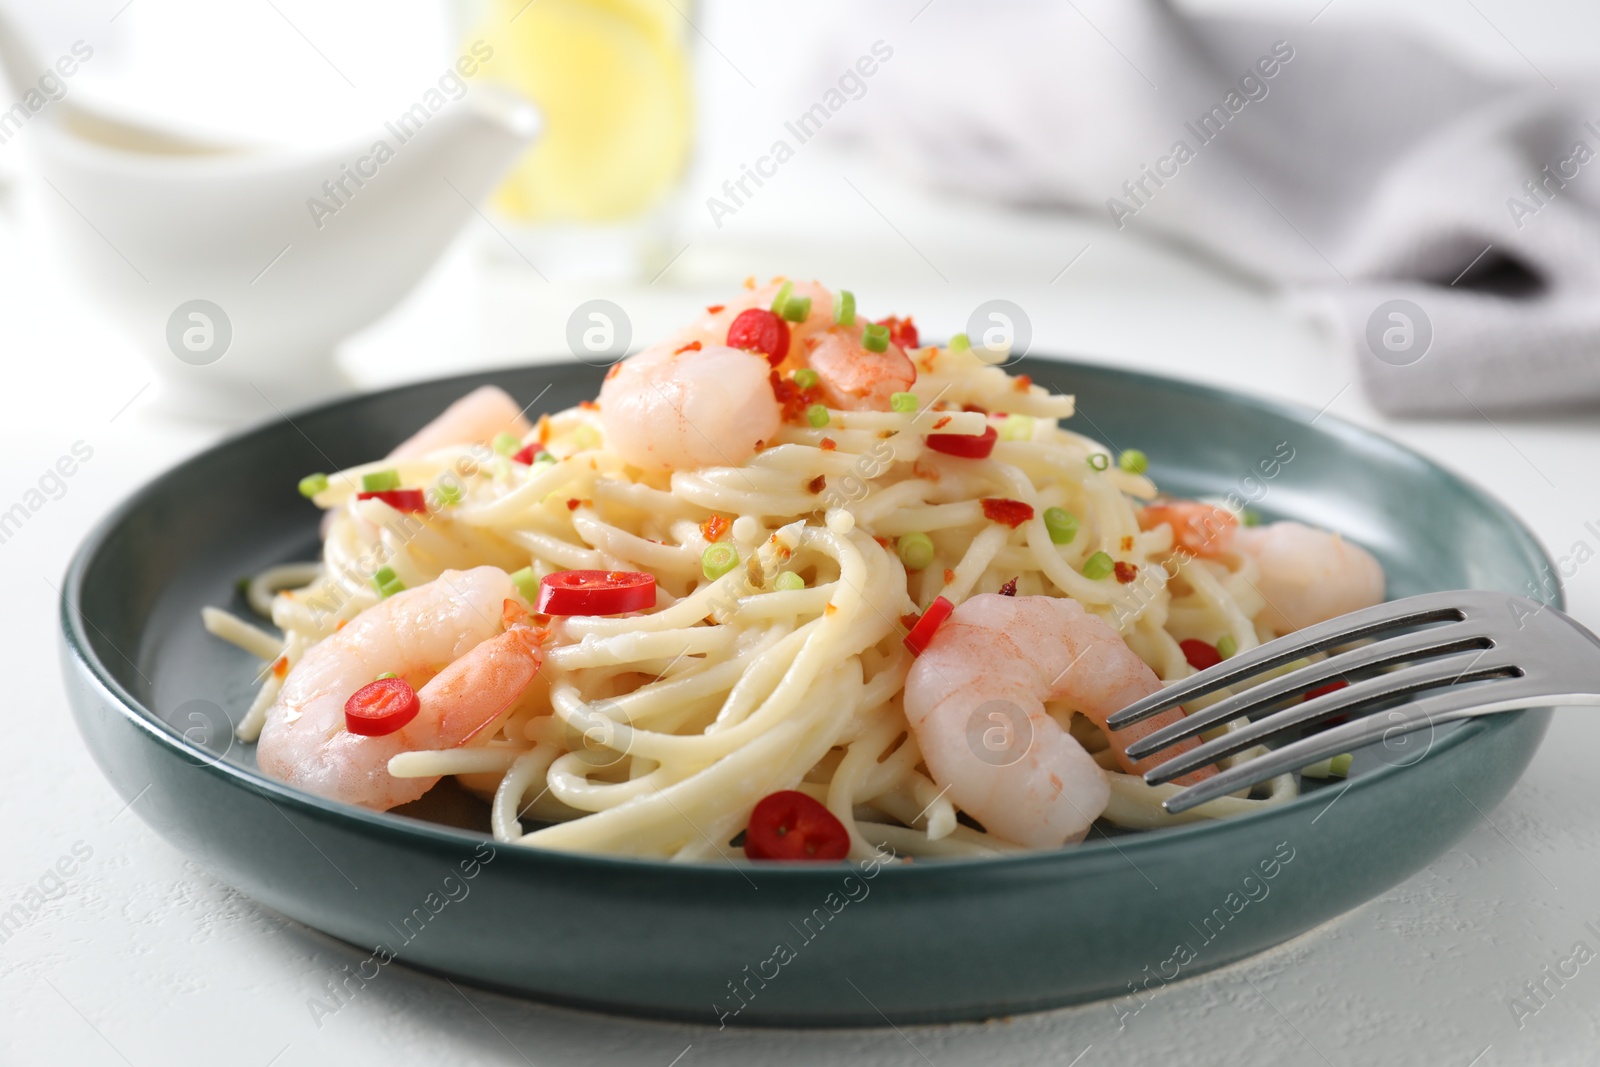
[962,404,988,414]
[706,304,725,314]
[1013,374,1032,392]
[770,370,821,424]
[900,612,922,631]
[566,498,582,511]
[807,475,827,494]
[943,569,956,584]
[335,619,347,631]
[981,498,1035,528]
[876,315,919,350]
[674,340,703,355]
[932,415,953,430]
[874,536,890,547]
[998,578,1017,597]
[270,656,288,679]
[825,603,838,616]
[1121,536,1134,553]
[579,400,598,411]
[605,363,622,381]
[1114,561,1138,584]
[819,438,837,451]
[537,415,552,445]
[700,514,731,543]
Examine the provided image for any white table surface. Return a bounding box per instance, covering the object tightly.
[5,8,1600,1062]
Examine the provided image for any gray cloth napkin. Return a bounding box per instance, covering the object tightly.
[834,0,1600,415]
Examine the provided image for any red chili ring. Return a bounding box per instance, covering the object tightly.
[925,425,998,459]
[903,595,955,657]
[726,308,791,366]
[743,790,850,861]
[345,677,421,737]
[356,488,428,513]
[537,570,657,616]
[1179,639,1223,671]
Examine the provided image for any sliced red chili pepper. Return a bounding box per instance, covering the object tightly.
[925,424,998,459]
[345,677,420,736]
[981,497,1034,528]
[876,315,918,350]
[743,790,850,861]
[512,443,545,465]
[904,595,955,656]
[537,570,656,615]
[1180,639,1223,671]
[356,488,427,513]
[727,308,790,366]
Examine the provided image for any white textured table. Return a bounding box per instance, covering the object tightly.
[5,96,1600,1067]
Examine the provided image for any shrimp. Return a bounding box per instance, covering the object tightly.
[389,385,532,461]
[1138,503,1385,632]
[599,342,780,472]
[256,567,543,810]
[802,322,917,411]
[679,279,836,351]
[1233,521,1385,633]
[903,594,1211,848]
[677,279,915,411]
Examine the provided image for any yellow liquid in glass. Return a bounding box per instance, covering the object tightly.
[473,0,693,222]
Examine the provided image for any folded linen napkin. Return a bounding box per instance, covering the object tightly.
[833,0,1600,415]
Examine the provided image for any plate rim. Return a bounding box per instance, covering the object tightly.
[59,355,1564,879]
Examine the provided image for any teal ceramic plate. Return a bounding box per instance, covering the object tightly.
[59,358,1556,1026]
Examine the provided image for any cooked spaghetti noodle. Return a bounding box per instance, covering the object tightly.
[200,280,1371,862]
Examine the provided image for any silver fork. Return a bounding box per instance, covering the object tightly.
[1106,590,1600,815]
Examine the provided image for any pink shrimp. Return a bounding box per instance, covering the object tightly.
[801,321,917,411]
[903,594,1211,848]
[256,567,543,810]
[1138,503,1385,632]
[599,342,781,471]
[389,385,532,461]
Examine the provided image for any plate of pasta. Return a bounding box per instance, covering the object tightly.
[61,279,1555,1025]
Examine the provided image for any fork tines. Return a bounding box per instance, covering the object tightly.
[1107,590,1534,814]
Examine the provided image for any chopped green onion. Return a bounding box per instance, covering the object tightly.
[573,425,600,450]
[509,565,539,603]
[534,450,558,466]
[491,456,513,481]
[890,392,918,413]
[362,469,401,493]
[833,289,856,327]
[371,565,405,598]
[898,532,935,570]
[1043,507,1079,545]
[1118,449,1149,474]
[861,323,890,353]
[434,480,463,506]
[999,414,1034,441]
[770,280,794,313]
[1301,753,1352,779]
[774,571,805,591]
[1216,634,1238,659]
[375,672,398,681]
[234,576,251,598]
[1240,508,1261,527]
[807,404,830,428]
[781,295,812,323]
[793,368,819,389]
[298,472,329,498]
[492,432,521,456]
[702,542,740,581]
[1087,454,1110,471]
[1082,551,1114,580]
[949,333,970,352]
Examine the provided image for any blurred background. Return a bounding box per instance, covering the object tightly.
[4,0,1599,431]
